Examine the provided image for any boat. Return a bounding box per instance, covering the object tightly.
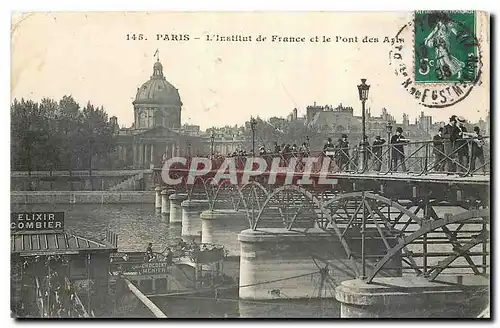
[108,241,237,298]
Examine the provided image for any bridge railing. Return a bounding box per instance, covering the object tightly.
[157,136,490,180]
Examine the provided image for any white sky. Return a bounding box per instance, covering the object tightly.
[11,12,490,129]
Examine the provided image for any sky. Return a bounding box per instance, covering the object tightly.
[11,11,490,130]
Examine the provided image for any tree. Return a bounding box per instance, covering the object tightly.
[10,96,117,172]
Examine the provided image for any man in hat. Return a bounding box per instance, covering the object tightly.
[372,136,386,172]
[455,116,469,172]
[390,127,410,172]
[470,126,486,173]
[359,136,371,171]
[442,115,460,173]
[335,134,350,171]
[432,127,445,172]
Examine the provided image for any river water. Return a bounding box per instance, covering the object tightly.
[11,203,340,318]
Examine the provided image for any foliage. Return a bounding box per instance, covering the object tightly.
[11,96,116,171]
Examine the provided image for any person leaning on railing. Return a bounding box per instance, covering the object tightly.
[371,136,386,172]
[432,127,445,172]
[334,135,349,172]
[323,137,336,166]
[470,126,486,173]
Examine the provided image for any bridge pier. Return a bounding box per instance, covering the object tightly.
[335,276,489,318]
[201,209,249,283]
[169,193,187,223]
[161,189,172,216]
[238,228,344,300]
[181,200,209,242]
[200,209,248,256]
[154,186,162,213]
[238,227,401,300]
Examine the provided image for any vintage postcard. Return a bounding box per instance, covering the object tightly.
[10,11,490,319]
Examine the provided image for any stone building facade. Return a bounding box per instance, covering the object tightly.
[112,59,204,169]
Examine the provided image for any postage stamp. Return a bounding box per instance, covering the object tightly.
[414,11,478,84]
[389,10,484,108]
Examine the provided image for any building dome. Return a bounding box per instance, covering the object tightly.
[134,60,182,106]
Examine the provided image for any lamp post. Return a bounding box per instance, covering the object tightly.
[357,79,370,172]
[386,121,393,171]
[250,117,257,156]
[210,131,215,157]
[357,78,370,280]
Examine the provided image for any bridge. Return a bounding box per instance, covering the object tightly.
[151,137,490,318]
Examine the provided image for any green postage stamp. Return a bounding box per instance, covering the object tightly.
[414,11,479,83]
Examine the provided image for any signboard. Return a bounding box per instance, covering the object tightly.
[112,261,171,276]
[11,212,65,233]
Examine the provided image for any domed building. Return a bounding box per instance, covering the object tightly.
[112,58,204,169]
[133,60,182,130]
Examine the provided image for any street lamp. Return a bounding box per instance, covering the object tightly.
[357,78,370,281]
[250,117,258,156]
[386,121,393,171]
[357,78,370,172]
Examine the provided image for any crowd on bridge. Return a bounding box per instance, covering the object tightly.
[159,115,488,175]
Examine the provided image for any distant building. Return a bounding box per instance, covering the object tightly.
[307,103,359,135]
[113,58,204,168]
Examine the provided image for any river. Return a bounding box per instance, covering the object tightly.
[11,203,340,318]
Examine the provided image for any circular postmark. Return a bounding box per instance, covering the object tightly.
[389,11,483,108]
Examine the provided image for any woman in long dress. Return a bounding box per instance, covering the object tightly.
[424,19,465,79]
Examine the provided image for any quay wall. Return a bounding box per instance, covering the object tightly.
[11,191,155,204]
[11,170,154,191]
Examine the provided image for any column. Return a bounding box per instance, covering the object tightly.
[123,146,128,166]
[150,144,154,164]
[171,143,176,158]
[165,144,169,160]
[140,144,145,168]
[133,144,138,167]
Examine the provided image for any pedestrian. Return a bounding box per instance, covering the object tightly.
[145,242,154,261]
[390,127,410,172]
[165,248,173,266]
[372,136,386,172]
[456,116,470,172]
[432,127,445,172]
[335,134,350,172]
[300,142,309,157]
[360,136,371,170]
[442,115,460,173]
[470,126,486,173]
[273,142,281,155]
[323,138,336,160]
